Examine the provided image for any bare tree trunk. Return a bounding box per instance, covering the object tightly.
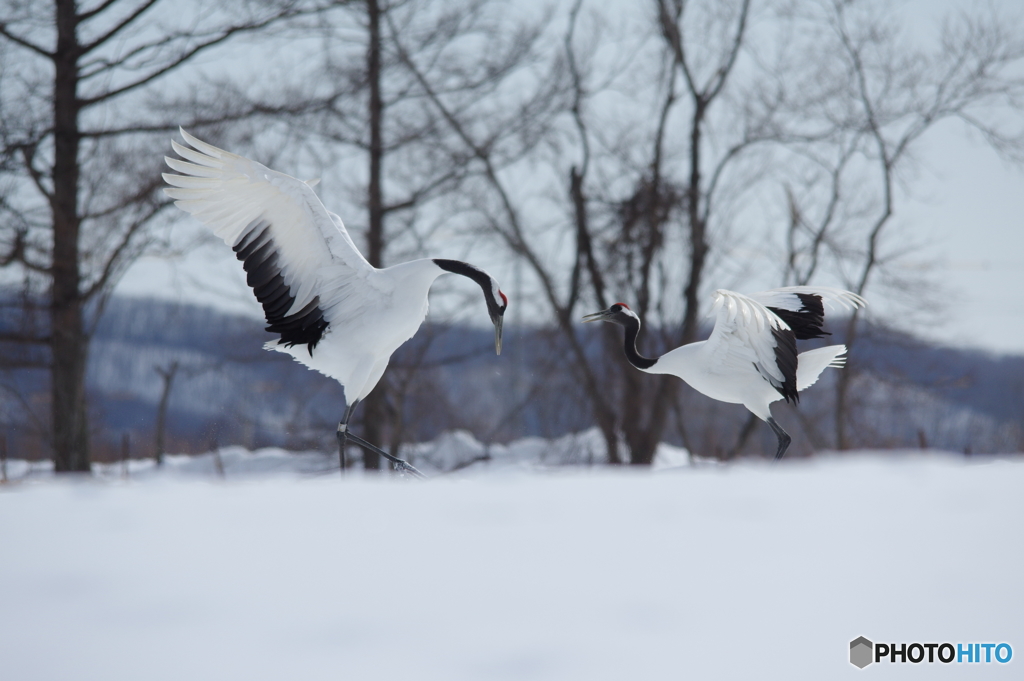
[51,0,89,472]
[617,0,749,465]
[120,432,130,479]
[154,360,180,466]
[360,0,386,470]
[681,102,708,345]
[566,2,620,464]
[624,91,709,467]
[621,66,682,466]
[3,0,329,474]
[570,166,620,464]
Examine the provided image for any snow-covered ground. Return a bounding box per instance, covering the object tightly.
[0,427,694,481]
[1,434,1021,679]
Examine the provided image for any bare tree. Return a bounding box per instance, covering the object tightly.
[245,0,565,467]
[422,0,783,463]
[153,360,179,466]
[5,0,1020,470]
[772,0,1024,449]
[0,0,328,471]
[416,0,1024,463]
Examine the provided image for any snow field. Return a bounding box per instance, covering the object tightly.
[1,450,1021,679]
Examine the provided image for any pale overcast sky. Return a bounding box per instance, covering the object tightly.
[896,122,1024,354]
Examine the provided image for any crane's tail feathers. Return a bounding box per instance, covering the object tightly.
[826,350,847,369]
[796,344,847,392]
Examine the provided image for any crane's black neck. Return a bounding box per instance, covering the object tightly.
[620,316,658,370]
[432,258,503,318]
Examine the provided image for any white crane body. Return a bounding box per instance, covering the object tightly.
[584,286,864,459]
[163,130,507,476]
[266,258,444,404]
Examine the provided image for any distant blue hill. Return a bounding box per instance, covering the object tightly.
[2,295,1021,460]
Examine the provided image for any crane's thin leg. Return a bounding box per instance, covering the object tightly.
[337,402,358,476]
[766,417,791,461]
[344,432,427,480]
[336,400,425,479]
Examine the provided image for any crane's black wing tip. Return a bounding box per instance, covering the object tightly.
[769,324,799,404]
[768,293,829,341]
[234,218,330,353]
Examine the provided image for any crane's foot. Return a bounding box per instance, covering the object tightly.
[345,431,427,480]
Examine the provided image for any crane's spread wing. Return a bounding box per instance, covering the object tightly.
[703,289,798,403]
[747,287,866,340]
[163,129,377,354]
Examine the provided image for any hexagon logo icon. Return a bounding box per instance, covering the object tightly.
[850,637,873,668]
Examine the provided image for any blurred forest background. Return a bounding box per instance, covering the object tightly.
[2,0,1024,472]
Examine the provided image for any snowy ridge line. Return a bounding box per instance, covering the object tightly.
[0,429,695,482]
[4,428,1016,485]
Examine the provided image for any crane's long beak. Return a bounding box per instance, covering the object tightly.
[493,315,503,355]
[582,309,613,323]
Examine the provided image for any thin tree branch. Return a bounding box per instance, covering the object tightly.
[78,0,120,23]
[78,12,309,107]
[703,0,751,102]
[81,201,166,303]
[79,0,161,56]
[18,145,55,206]
[389,16,621,456]
[0,23,52,58]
